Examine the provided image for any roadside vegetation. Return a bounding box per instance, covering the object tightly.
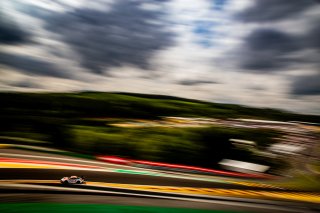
[1,92,317,170]
[69,125,280,167]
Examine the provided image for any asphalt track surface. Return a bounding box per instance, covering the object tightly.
[0,149,276,189]
[0,148,286,190]
[1,149,320,212]
[0,168,266,189]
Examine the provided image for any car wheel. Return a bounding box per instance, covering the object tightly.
[62,181,68,185]
[76,181,80,184]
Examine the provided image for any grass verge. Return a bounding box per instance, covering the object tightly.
[0,203,243,213]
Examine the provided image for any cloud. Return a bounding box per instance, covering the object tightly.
[237,0,318,22]
[0,12,30,44]
[9,80,40,89]
[44,0,174,74]
[305,21,320,50]
[234,0,320,74]
[178,79,218,86]
[291,73,320,95]
[0,52,70,78]
[0,0,319,114]
[240,29,300,71]
[235,0,320,101]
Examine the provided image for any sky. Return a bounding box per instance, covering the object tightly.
[0,0,319,114]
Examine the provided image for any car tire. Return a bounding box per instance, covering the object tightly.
[62,181,68,185]
[76,181,80,184]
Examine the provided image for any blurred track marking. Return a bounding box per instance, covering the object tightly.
[0,158,234,184]
[0,160,103,170]
[0,156,284,190]
[0,153,113,167]
[0,161,283,189]
[0,151,281,185]
[0,154,223,181]
[0,163,53,169]
[0,180,319,203]
[228,181,283,189]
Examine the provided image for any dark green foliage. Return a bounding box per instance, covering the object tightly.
[0,91,315,169]
[0,92,318,121]
[66,125,279,168]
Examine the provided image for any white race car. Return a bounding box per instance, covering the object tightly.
[60,176,85,184]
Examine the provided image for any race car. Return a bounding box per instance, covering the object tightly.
[60,176,85,184]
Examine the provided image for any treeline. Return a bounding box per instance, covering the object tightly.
[0,92,319,122]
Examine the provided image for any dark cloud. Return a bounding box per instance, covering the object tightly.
[305,21,320,50]
[0,52,69,78]
[237,0,320,73]
[0,12,30,44]
[45,0,174,74]
[237,0,318,22]
[241,29,300,71]
[237,15,320,96]
[247,29,299,52]
[291,73,320,95]
[9,80,39,89]
[178,79,218,86]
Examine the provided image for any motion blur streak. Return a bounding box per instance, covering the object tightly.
[1,0,320,212]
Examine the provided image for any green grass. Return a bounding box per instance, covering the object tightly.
[0,203,245,213]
